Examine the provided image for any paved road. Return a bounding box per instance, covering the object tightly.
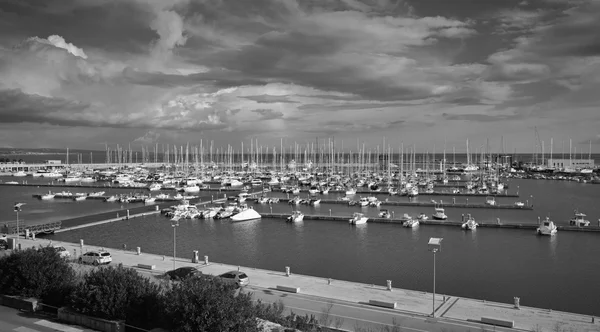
[0,306,93,332]
[243,285,515,332]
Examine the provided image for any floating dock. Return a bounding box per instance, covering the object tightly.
[260,213,600,232]
[264,198,533,210]
[277,188,519,197]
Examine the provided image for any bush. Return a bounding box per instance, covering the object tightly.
[161,275,258,332]
[0,246,76,307]
[69,264,162,329]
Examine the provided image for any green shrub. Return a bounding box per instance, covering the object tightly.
[69,264,162,328]
[161,275,258,332]
[0,246,76,307]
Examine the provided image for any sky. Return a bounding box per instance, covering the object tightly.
[0,0,599,153]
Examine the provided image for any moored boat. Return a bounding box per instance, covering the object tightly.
[230,208,261,222]
[349,212,368,225]
[402,214,419,228]
[569,211,590,227]
[378,209,391,219]
[287,210,304,222]
[461,215,478,230]
[432,207,448,220]
[537,217,558,235]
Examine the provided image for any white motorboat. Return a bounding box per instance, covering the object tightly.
[43,171,63,178]
[514,201,525,207]
[345,188,357,195]
[569,211,590,227]
[432,207,447,220]
[461,215,478,230]
[201,207,220,219]
[349,212,368,225]
[407,187,419,197]
[485,196,497,206]
[537,217,558,235]
[378,209,391,219]
[402,214,419,228]
[144,197,156,204]
[183,185,200,193]
[358,197,370,207]
[104,195,118,202]
[40,192,55,200]
[287,210,304,222]
[230,208,261,222]
[418,213,428,221]
[73,196,86,201]
[12,171,27,177]
[148,183,162,191]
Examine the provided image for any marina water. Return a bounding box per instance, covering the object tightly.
[1,176,599,316]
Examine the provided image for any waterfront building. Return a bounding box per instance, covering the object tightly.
[546,158,594,169]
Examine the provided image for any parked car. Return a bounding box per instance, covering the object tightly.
[52,246,71,259]
[79,250,112,265]
[218,271,249,287]
[165,266,202,281]
[0,239,7,250]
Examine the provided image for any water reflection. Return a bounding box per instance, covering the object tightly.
[352,223,368,243]
[548,233,558,259]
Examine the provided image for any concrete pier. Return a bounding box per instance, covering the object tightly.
[260,213,600,232]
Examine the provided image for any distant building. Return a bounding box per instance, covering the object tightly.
[546,159,594,169]
[45,160,62,165]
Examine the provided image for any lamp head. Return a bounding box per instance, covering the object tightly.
[428,237,443,252]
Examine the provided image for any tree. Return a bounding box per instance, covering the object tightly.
[161,276,259,332]
[69,264,162,328]
[0,246,76,307]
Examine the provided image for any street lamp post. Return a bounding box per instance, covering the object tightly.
[428,237,443,317]
[171,219,180,271]
[14,203,25,249]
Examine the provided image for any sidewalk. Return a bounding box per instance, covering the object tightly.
[15,238,599,332]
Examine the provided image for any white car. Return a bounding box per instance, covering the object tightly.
[79,250,112,265]
[53,246,71,259]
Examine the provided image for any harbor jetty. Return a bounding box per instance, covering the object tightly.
[260,213,600,232]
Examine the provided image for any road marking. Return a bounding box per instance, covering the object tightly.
[34,320,83,332]
[14,327,41,332]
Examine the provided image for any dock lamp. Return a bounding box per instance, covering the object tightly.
[428,237,443,318]
[171,217,180,271]
[14,203,25,249]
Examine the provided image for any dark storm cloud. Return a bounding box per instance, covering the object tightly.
[0,89,90,126]
[0,0,156,53]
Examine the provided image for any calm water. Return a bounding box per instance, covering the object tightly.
[1,176,600,316]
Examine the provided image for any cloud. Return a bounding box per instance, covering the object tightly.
[133,130,161,144]
[251,109,284,120]
[0,0,599,150]
[27,35,88,59]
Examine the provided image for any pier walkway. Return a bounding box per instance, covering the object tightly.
[1,195,229,236]
[12,237,599,332]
